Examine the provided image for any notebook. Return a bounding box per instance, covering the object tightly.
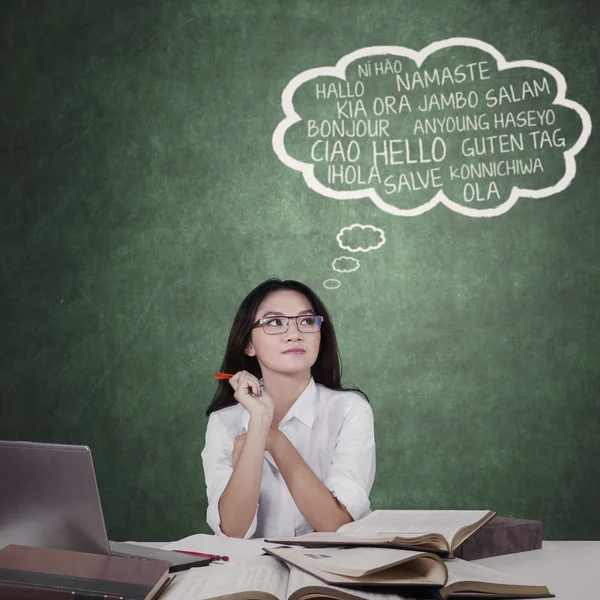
[0,440,210,572]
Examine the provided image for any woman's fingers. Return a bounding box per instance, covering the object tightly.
[229,370,261,397]
[229,371,241,390]
[229,371,269,421]
[235,374,258,400]
[228,371,274,427]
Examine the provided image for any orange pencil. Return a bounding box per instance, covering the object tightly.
[214,372,233,379]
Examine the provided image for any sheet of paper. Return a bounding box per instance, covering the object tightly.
[161,556,288,600]
[286,564,417,600]
[162,533,282,562]
[338,510,490,542]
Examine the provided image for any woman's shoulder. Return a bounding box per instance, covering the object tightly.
[207,402,247,428]
[316,384,372,414]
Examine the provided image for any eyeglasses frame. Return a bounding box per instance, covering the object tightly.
[251,315,324,335]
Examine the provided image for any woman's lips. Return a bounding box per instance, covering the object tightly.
[283,349,305,355]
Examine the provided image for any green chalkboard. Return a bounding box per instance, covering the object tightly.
[1,0,598,542]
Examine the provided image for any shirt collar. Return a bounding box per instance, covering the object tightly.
[280,377,318,428]
[240,377,318,432]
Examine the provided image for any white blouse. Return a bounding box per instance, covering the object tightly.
[201,378,376,538]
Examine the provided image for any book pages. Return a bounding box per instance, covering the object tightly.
[266,547,445,587]
[339,510,491,546]
[286,565,417,600]
[269,546,446,580]
[161,556,288,600]
[444,558,548,589]
[280,532,428,542]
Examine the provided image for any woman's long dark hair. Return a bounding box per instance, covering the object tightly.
[206,278,368,416]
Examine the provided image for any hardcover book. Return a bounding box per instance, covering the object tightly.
[0,544,172,600]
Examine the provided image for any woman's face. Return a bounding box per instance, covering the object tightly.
[246,289,321,377]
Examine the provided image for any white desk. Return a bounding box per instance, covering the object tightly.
[473,541,598,599]
[136,540,598,599]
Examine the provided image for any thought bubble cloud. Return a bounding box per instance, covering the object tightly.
[332,256,360,273]
[323,278,341,290]
[337,223,385,252]
[273,38,591,217]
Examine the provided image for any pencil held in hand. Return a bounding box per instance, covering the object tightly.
[214,372,233,379]
[216,370,265,403]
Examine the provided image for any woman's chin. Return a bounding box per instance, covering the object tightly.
[265,362,315,377]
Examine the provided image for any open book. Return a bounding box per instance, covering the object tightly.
[265,546,553,599]
[160,555,416,600]
[267,510,497,558]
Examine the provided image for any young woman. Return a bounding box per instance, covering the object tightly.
[202,279,375,538]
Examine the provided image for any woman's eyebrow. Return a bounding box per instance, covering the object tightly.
[260,309,316,317]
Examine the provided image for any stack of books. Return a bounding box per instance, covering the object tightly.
[157,510,552,600]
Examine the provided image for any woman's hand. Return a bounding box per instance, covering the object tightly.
[229,370,274,432]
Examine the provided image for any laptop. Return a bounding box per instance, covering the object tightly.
[0,440,210,572]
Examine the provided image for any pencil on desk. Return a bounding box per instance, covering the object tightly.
[173,549,229,562]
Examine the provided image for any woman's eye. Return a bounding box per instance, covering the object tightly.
[265,318,283,326]
[301,317,315,325]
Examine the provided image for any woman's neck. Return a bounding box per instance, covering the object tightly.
[262,370,312,425]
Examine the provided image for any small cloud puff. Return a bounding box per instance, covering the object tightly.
[323,278,341,289]
[337,224,386,253]
[332,256,360,273]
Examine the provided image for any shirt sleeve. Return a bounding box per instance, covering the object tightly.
[201,412,258,538]
[323,396,376,522]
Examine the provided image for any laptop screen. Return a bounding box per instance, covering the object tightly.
[0,441,111,555]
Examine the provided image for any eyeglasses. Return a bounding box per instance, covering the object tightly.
[252,315,324,335]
